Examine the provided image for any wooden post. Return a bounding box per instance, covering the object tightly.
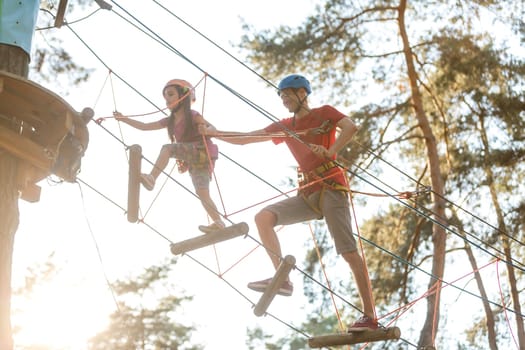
[127,145,142,223]
[253,255,295,317]
[0,44,30,350]
[54,0,69,28]
[0,2,40,347]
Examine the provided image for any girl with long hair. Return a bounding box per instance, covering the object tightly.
[114,79,225,233]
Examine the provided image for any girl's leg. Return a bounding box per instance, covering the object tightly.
[195,188,224,226]
[141,144,173,191]
[150,144,172,179]
[175,143,224,230]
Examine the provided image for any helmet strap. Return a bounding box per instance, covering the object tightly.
[292,89,310,116]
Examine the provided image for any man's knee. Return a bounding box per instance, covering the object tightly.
[160,144,172,155]
[255,210,276,228]
[342,250,362,265]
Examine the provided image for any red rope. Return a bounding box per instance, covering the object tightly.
[348,190,377,321]
[140,163,177,221]
[95,73,200,124]
[431,279,441,347]
[199,73,228,224]
[379,259,498,328]
[307,222,347,336]
[496,258,520,349]
[218,244,260,278]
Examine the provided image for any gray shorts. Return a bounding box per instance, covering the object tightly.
[168,143,215,190]
[262,190,357,254]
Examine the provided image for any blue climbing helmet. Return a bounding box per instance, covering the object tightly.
[277,74,312,95]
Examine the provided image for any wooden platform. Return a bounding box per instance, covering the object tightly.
[308,326,401,348]
[0,70,92,201]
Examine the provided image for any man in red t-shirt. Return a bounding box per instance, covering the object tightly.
[202,74,378,331]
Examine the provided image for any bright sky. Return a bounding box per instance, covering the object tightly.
[13,1,327,349]
[10,1,522,350]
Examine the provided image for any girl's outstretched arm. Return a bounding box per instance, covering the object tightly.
[114,111,164,131]
[199,126,274,145]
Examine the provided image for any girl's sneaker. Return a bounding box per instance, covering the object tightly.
[347,315,379,332]
[198,221,226,234]
[140,174,155,191]
[247,277,294,296]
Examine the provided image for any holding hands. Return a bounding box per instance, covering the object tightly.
[198,123,218,137]
[113,111,129,122]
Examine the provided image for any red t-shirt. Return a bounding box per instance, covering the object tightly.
[265,105,349,193]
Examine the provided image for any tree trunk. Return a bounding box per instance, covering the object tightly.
[397,1,448,347]
[478,114,525,349]
[0,44,29,350]
[464,243,499,349]
[452,210,499,349]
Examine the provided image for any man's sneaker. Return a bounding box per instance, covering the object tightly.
[247,278,293,296]
[347,315,379,332]
[140,174,155,191]
[198,221,226,234]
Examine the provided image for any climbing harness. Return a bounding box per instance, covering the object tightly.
[298,160,350,193]
[175,142,217,174]
[297,160,350,215]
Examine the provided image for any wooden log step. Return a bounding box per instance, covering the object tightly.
[253,255,296,317]
[308,326,401,348]
[170,222,249,255]
[127,144,141,223]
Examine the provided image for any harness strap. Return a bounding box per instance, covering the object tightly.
[297,160,349,215]
[300,187,325,217]
[176,143,211,174]
[313,160,337,174]
[309,161,349,192]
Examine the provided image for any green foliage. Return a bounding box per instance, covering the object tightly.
[427,31,525,248]
[237,0,523,348]
[32,0,94,90]
[246,313,340,350]
[12,253,59,297]
[11,254,60,339]
[361,202,433,307]
[302,221,339,309]
[88,258,202,350]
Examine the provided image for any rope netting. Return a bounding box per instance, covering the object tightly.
[49,2,524,348]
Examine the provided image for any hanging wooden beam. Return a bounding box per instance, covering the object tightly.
[54,0,69,28]
[253,255,296,317]
[127,144,141,223]
[308,326,401,348]
[170,222,249,255]
[17,161,47,203]
[19,183,41,203]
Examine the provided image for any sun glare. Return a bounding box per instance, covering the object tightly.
[13,283,109,349]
